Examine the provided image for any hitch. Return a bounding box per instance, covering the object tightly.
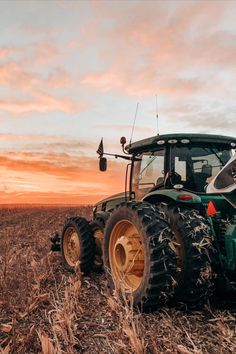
[50,232,61,252]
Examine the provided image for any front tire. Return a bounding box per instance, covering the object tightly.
[103,201,177,310]
[61,217,96,274]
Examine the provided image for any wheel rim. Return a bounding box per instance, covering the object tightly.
[109,219,144,292]
[63,227,81,267]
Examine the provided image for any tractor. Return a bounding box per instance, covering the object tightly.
[51,133,236,310]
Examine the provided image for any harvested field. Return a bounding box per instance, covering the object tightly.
[0,206,235,354]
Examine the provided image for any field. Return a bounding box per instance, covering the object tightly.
[0,206,235,354]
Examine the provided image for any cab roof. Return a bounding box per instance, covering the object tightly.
[125,133,236,154]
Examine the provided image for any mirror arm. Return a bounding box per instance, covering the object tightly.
[122,144,130,155]
[102,152,133,161]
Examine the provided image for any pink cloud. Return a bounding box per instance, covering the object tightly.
[0,133,82,144]
[80,1,234,98]
[46,68,72,88]
[0,61,38,90]
[82,71,204,97]
[0,47,15,59]
[0,60,74,91]
[0,150,126,203]
[67,40,82,49]
[0,92,84,114]
[82,72,124,92]
[30,42,59,65]
[97,124,153,135]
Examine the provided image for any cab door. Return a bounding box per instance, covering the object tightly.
[131,148,166,200]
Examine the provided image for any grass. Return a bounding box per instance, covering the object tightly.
[0,206,235,353]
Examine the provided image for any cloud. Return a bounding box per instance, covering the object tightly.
[0,91,84,114]
[0,43,80,116]
[79,1,236,137]
[0,59,74,91]
[67,40,82,49]
[0,1,235,204]
[0,133,63,142]
[0,133,90,151]
[82,72,205,97]
[0,47,16,59]
[30,42,59,65]
[0,61,37,90]
[0,151,125,195]
[161,99,236,134]
[80,1,236,99]
[46,68,72,88]
[0,147,126,205]
[96,124,153,135]
[0,133,121,158]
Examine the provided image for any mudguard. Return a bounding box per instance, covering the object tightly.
[142,189,201,204]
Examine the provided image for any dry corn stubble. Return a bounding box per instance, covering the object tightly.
[0,206,235,354]
[107,288,145,354]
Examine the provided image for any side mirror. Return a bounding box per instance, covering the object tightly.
[99,157,107,171]
[120,136,127,146]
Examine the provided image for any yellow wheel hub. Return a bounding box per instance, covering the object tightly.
[63,227,81,267]
[109,220,144,292]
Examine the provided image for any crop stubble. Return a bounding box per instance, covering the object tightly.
[0,206,235,354]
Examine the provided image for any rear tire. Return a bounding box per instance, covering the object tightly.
[167,207,215,306]
[103,201,177,310]
[61,216,95,274]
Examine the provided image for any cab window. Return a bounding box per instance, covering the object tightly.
[171,145,232,193]
[132,149,165,198]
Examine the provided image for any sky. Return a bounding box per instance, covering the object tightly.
[0,0,235,204]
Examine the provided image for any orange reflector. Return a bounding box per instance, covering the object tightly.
[207,200,218,216]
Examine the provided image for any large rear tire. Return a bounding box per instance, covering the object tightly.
[166,207,215,306]
[61,217,96,274]
[103,201,177,310]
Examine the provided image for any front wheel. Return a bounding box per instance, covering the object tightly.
[103,201,177,310]
[61,216,95,274]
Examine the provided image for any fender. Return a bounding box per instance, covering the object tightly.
[93,210,110,225]
[142,189,201,205]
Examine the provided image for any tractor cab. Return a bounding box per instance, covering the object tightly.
[128,134,236,200]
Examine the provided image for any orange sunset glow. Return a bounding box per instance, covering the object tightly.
[0,1,235,204]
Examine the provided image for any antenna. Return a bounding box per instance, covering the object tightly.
[129,102,139,145]
[155,94,159,136]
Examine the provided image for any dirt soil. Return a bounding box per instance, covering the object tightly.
[0,206,235,354]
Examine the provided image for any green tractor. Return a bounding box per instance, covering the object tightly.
[51,133,236,310]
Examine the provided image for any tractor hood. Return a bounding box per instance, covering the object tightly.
[94,192,126,206]
[94,192,126,212]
